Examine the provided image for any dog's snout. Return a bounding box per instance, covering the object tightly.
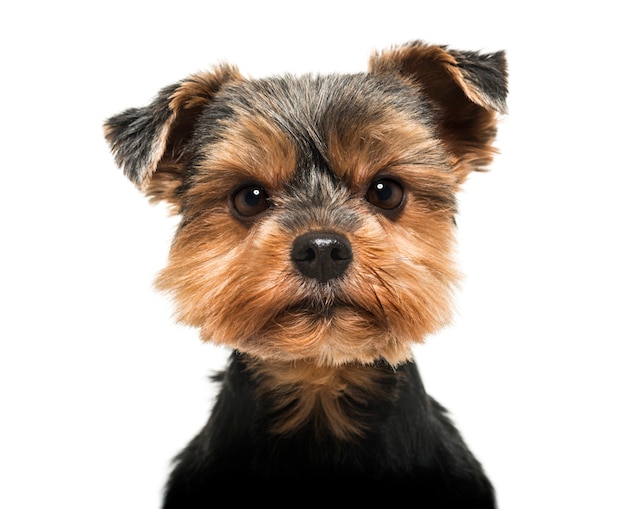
[291,232,352,283]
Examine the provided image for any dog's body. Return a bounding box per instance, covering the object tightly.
[105,40,507,507]
[163,352,495,505]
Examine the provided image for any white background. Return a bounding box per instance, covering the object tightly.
[1,1,624,507]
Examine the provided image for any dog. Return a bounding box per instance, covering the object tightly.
[104,40,507,507]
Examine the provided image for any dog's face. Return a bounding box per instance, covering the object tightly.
[105,41,507,367]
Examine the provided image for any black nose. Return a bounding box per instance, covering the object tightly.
[291,232,353,283]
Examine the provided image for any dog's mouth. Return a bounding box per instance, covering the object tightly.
[281,300,346,320]
[278,295,386,329]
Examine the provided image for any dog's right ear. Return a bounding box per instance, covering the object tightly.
[104,64,242,209]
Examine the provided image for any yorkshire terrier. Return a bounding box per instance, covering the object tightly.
[105,40,507,507]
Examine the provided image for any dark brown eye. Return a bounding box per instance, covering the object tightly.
[366,178,404,210]
[231,185,270,218]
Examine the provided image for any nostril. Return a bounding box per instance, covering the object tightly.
[291,232,353,283]
[331,245,350,262]
[294,247,316,263]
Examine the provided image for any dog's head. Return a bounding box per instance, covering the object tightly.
[105,41,507,367]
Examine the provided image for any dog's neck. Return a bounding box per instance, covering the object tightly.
[242,354,407,440]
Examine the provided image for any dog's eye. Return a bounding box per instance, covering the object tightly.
[231,185,270,218]
[366,178,404,210]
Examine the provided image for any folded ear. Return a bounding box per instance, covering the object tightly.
[369,40,508,182]
[104,64,242,207]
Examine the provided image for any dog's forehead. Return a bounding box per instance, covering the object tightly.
[217,72,431,133]
[194,72,444,192]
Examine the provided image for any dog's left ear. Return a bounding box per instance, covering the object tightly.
[369,41,508,182]
[104,64,243,209]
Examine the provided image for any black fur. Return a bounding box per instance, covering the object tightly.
[162,352,496,507]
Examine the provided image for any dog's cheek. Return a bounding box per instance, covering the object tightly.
[348,206,459,343]
[394,207,459,337]
[159,214,307,350]
[154,209,253,329]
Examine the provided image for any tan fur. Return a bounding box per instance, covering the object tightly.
[245,356,402,439]
[182,112,299,221]
[326,104,457,209]
[156,109,458,368]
